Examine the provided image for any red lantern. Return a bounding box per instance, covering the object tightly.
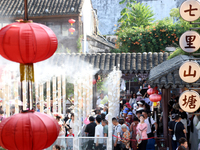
[69,28,75,35]
[147,88,157,95]
[68,19,76,26]
[0,20,58,82]
[93,79,97,85]
[149,94,162,102]
[0,21,58,64]
[0,111,60,150]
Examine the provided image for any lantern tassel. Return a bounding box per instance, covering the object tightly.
[71,23,72,26]
[153,102,157,107]
[71,32,73,35]
[20,63,34,82]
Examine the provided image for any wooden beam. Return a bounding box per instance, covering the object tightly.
[161,88,170,148]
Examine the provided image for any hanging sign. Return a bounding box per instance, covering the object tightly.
[179,61,200,83]
[180,0,200,22]
[179,90,200,113]
[179,31,200,53]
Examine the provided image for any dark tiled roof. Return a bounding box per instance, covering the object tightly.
[47,52,169,74]
[0,0,83,18]
[87,35,115,49]
[148,55,200,89]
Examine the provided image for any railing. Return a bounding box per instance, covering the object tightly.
[45,137,108,150]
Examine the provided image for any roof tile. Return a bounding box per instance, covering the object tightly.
[0,0,83,18]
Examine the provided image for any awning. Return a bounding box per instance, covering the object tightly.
[148,55,199,89]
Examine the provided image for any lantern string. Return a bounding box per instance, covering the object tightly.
[24,0,28,21]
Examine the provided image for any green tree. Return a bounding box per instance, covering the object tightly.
[118,1,155,29]
[114,6,200,53]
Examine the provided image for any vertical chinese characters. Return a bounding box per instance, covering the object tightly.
[184,4,198,16]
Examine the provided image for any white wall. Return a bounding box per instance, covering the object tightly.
[82,0,95,53]
[91,0,185,35]
[82,0,94,36]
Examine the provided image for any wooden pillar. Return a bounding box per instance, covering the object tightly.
[93,82,97,109]
[5,84,10,117]
[58,76,61,114]
[82,78,86,121]
[14,81,19,114]
[161,88,170,148]
[53,77,57,113]
[47,80,51,115]
[73,81,78,150]
[40,84,44,113]
[78,81,82,131]
[62,75,66,116]
[89,74,93,111]
[86,77,90,116]
[22,81,26,111]
[35,83,39,109]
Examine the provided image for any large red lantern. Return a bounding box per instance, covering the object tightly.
[149,94,162,102]
[69,27,75,34]
[68,19,76,26]
[0,20,58,82]
[0,111,60,150]
[0,21,57,64]
[149,93,162,107]
[147,88,158,95]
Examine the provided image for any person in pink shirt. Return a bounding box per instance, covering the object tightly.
[136,114,148,150]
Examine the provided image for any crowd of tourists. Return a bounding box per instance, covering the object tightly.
[168,94,197,150]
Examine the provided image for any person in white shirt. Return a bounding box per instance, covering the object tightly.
[129,93,136,107]
[142,110,158,138]
[94,115,104,150]
[96,93,104,107]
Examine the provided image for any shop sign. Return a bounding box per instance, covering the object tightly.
[179,61,200,83]
[179,90,200,113]
[179,31,200,53]
[180,0,200,22]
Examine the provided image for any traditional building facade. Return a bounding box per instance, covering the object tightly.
[0,0,114,53]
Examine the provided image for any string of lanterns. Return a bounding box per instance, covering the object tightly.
[147,86,162,106]
[68,19,76,35]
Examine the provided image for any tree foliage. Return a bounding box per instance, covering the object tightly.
[118,1,154,29]
[113,6,200,53]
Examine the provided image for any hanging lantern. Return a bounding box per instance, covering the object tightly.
[147,88,158,95]
[148,85,151,89]
[0,20,58,82]
[0,111,60,150]
[93,79,97,85]
[69,27,75,34]
[149,93,162,107]
[68,19,75,26]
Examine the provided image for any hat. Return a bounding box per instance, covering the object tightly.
[128,112,133,115]
[171,114,176,119]
[137,101,143,105]
[136,107,144,111]
[136,97,143,101]
[125,102,131,108]
[124,108,129,111]
[123,110,128,114]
